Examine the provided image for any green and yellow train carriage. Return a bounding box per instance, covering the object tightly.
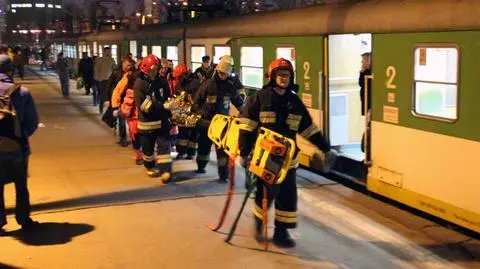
[61,0,479,233]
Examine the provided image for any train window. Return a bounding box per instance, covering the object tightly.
[141,46,148,58]
[111,45,118,64]
[413,47,458,121]
[93,41,98,56]
[87,45,91,57]
[213,46,231,64]
[152,46,162,58]
[167,46,178,66]
[241,46,263,89]
[130,41,137,59]
[191,46,206,70]
[276,47,296,72]
[98,45,103,57]
[72,46,77,59]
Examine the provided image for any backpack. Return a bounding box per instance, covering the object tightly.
[0,84,23,153]
[120,89,135,118]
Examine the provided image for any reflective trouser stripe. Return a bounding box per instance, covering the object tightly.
[275,209,297,223]
[252,203,263,220]
[188,141,197,149]
[177,139,188,146]
[156,154,172,164]
[143,155,155,162]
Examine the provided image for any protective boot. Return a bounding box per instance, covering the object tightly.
[145,167,161,178]
[273,227,296,248]
[159,172,172,184]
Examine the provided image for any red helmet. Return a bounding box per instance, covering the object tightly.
[140,54,160,74]
[173,64,190,79]
[267,58,294,81]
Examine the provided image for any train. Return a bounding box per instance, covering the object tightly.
[51,0,480,234]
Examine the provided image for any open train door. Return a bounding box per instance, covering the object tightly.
[324,34,372,182]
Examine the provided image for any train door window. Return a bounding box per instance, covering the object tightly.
[276,47,296,80]
[191,46,206,71]
[327,33,372,164]
[129,40,137,60]
[93,41,98,56]
[152,46,162,58]
[213,46,231,64]
[72,46,77,59]
[240,46,263,89]
[413,46,458,121]
[167,46,178,66]
[141,45,148,58]
[111,45,118,64]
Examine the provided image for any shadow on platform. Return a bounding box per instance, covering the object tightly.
[5,222,94,246]
[6,179,245,216]
[0,263,24,269]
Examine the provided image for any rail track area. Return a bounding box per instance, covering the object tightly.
[0,67,478,269]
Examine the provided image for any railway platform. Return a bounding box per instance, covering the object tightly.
[0,67,478,269]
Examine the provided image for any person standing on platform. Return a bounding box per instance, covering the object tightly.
[0,55,41,234]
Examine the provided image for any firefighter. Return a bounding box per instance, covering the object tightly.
[134,54,172,182]
[238,58,338,248]
[217,55,246,102]
[173,64,202,160]
[193,56,244,183]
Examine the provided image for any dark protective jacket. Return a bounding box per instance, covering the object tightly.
[238,84,330,160]
[134,73,171,133]
[194,66,214,84]
[193,73,244,126]
[0,74,39,159]
[359,68,372,116]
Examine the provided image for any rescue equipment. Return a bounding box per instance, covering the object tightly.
[206,115,240,231]
[163,91,201,127]
[206,114,296,250]
[248,127,295,185]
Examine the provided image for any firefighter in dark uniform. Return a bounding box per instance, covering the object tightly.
[194,56,214,84]
[134,54,172,183]
[217,55,246,102]
[193,56,244,182]
[238,58,338,248]
[173,64,201,160]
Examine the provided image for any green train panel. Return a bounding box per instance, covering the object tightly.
[369,31,480,233]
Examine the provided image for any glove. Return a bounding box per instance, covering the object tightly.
[323,149,338,173]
